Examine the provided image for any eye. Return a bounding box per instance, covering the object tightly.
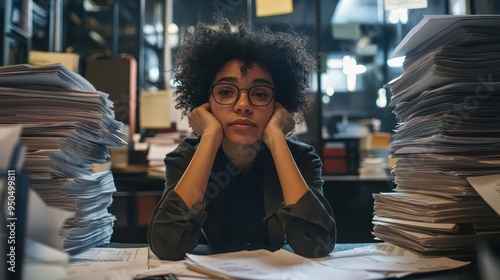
[218,89,234,96]
[215,85,237,97]
[250,87,273,99]
[253,92,269,98]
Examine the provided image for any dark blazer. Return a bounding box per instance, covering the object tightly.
[148,137,336,260]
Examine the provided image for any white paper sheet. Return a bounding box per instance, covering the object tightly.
[68,247,149,279]
[186,249,385,280]
[26,189,74,250]
[317,254,470,272]
[467,174,500,216]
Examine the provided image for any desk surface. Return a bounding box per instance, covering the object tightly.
[106,243,482,280]
[331,244,481,280]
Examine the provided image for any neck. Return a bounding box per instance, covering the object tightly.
[221,139,262,174]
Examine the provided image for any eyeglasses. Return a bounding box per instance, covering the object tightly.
[209,83,276,106]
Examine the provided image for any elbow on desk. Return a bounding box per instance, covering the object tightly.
[286,219,337,258]
[148,234,190,261]
[147,224,195,261]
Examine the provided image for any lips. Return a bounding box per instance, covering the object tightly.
[229,119,256,129]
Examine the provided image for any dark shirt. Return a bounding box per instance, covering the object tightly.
[148,137,337,260]
[218,150,269,249]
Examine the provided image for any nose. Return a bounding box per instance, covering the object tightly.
[234,91,253,113]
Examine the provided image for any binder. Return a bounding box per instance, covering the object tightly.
[323,138,360,175]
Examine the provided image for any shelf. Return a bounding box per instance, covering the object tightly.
[323,175,391,182]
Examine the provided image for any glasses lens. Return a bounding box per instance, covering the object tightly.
[212,84,238,104]
[249,86,274,106]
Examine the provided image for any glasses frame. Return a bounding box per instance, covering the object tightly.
[209,82,277,107]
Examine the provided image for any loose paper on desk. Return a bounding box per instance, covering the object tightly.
[135,261,211,280]
[186,249,385,280]
[317,253,470,273]
[317,242,469,278]
[467,174,500,216]
[68,247,149,279]
[328,242,418,259]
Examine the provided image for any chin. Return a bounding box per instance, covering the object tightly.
[225,133,262,146]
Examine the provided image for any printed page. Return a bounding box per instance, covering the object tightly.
[68,247,149,278]
[317,253,470,272]
[186,249,385,280]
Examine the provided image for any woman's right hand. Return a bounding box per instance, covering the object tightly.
[174,102,224,208]
[188,102,223,139]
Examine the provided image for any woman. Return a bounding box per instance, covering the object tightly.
[148,16,336,261]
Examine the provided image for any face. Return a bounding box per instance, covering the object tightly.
[209,59,275,146]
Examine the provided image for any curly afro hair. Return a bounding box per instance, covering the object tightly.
[172,16,317,116]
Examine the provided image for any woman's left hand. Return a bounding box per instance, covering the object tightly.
[263,102,295,144]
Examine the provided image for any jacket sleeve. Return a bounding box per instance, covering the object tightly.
[147,139,208,261]
[275,141,336,258]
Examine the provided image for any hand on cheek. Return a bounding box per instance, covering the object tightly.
[263,102,295,144]
[188,103,223,137]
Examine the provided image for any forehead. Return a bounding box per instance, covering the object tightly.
[214,60,273,83]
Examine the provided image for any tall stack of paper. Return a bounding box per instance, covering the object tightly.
[373,15,500,257]
[0,64,126,255]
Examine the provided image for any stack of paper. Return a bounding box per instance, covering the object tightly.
[0,64,126,255]
[145,132,185,179]
[358,157,388,179]
[1,125,73,280]
[373,15,500,257]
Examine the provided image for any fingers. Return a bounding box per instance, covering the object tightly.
[273,101,284,111]
[265,102,294,136]
[188,102,222,136]
[198,102,211,110]
[188,104,208,134]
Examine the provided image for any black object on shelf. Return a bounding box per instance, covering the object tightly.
[1,0,32,66]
